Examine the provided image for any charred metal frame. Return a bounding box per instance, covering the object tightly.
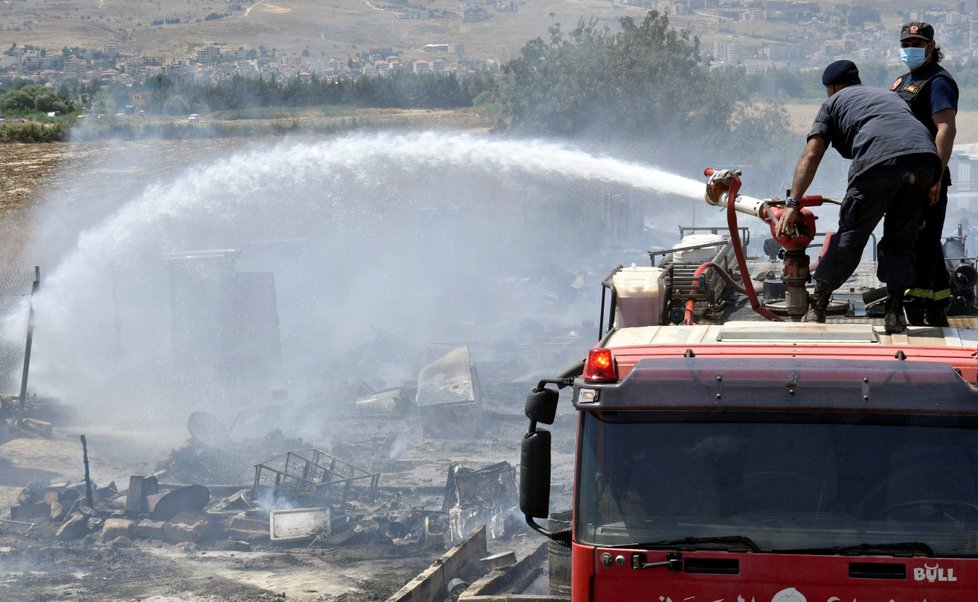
[252,448,380,505]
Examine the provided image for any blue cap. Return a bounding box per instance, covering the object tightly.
[821,60,860,86]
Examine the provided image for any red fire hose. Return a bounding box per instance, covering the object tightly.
[682,262,748,325]
[726,176,782,322]
[685,172,782,324]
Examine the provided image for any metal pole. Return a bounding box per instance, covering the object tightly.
[81,435,94,507]
[17,266,40,421]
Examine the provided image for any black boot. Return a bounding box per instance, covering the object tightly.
[904,298,926,326]
[805,283,831,323]
[925,299,950,327]
[884,288,907,334]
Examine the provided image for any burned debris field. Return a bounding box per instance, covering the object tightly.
[0,377,575,601]
[0,135,615,601]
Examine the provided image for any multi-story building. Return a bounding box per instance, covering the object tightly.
[195,46,221,64]
[713,40,744,64]
[167,61,195,80]
[63,55,83,79]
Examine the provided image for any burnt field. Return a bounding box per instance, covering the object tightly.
[0,134,603,600]
[0,395,575,601]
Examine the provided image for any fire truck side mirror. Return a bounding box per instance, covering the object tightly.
[525,387,559,425]
[520,429,551,519]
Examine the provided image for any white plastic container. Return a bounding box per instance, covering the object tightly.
[613,266,666,328]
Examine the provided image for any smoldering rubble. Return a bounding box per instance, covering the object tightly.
[0,344,579,601]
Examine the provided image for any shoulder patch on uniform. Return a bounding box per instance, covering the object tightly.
[890,76,904,91]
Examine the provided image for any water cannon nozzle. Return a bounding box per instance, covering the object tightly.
[704,168,741,207]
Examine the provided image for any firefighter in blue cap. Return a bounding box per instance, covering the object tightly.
[777,60,941,334]
[891,22,959,327]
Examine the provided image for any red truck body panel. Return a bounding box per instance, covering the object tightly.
[608,343,978,383]
[573,543,975,601]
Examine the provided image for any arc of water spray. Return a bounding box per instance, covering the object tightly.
[323,131,708,200]
[3,130,711,357]
[39,132,706,294]
[0,130,717,422]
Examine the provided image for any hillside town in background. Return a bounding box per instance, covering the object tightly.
[2,1,978,92]
[3,0,978,216]
[3,42,499,91]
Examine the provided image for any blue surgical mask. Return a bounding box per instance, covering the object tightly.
[901,47,927,69]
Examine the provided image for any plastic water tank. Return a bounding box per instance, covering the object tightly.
[612,265,666,328]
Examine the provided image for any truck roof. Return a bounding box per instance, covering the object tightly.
[604,320,978,383]
[599,233,978,385]
[577,356,978,414]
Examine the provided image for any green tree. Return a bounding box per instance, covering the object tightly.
[466,70,497,104]
[0,88,35,112]
[488,10,792,182]
[162,94,190,116]
[491,11,741,141]
[145,74,174,113]
[34,92,69,114]
[747,67,807,99]
[0,84,74,115]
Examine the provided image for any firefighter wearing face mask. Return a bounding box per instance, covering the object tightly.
[890,22,959,327]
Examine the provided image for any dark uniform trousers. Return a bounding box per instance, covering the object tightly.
[814,154,939,292]
[891,65,957,310]
[906,173,951,306]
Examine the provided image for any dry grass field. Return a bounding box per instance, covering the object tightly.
[0,106,489,271]
[0,0,656,61]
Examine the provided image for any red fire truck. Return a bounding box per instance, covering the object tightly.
[519,169,978,601]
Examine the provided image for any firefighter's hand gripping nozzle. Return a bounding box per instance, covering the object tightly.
[703,167,818,250]
[703,168,820,321]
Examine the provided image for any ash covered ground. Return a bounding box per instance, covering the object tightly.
[0,386,578,601]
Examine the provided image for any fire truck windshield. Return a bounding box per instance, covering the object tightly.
[576,411,978,557]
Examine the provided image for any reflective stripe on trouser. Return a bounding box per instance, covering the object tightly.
[905,288,951,301]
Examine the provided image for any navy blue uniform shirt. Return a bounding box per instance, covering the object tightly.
[808,85,938,182]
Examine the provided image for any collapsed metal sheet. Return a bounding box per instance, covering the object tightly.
[443,462,518,541]
[354,388,407,415]
[415,345,478,408]
[147,484,211,521]
[416,345,483,438]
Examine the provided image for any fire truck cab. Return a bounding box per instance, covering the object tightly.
[519,171,978,601]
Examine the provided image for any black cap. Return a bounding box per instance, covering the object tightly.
[821,60,860,86]
[901,22,934,42]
